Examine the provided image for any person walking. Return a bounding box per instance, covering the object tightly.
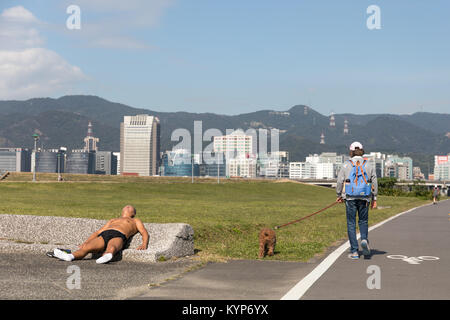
[432,185,440,205]
[336,142,378,260]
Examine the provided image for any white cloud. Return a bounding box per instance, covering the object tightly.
[0,6,44,50]
[0,6,86,100]
[0,48,86,99]
[1,5,39,23]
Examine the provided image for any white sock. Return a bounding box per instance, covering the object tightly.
[96,253,113,264]
[53,249,74,261]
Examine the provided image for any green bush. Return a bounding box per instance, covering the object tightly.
[410,180,432,200]
[378,177,432,200]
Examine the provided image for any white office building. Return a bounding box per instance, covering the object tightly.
[316,163,336,179]
[258,151,289,178]
[120,115,160,176]
[294,152,345,179]
[434,155,450,181]
[227,155,257,178]
[213,130,256,158]
[113,152,121,175]
[289,162,316,179]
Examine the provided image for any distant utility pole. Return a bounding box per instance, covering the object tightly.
[191,154,194,184]
[32,134,39,182]
[217,152,220,184]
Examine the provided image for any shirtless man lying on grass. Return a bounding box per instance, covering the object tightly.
[53,205,149,264]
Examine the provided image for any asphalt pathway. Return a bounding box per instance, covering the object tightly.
[138,200,449,300]
[300,199,450,299]
[135,259,322,300]
[0,253,199,299]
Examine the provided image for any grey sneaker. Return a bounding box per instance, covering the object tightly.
[361,239,371,256]
[348,252,359,260]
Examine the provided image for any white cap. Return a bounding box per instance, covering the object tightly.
[349,141,363,151]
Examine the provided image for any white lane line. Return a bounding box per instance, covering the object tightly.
[280,202,434,300]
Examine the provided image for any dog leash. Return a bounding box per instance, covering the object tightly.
[274,201,340,230]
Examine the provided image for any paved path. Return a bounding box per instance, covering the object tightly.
[135,259,321,300]
[138,200,449,300]
[0,253,199,299]
[300,199,450,300]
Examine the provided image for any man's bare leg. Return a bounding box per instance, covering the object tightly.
[54,236,105,261]
[73,236,105,260]
[96,238,124,264]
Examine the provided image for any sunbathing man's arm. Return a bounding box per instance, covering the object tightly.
[135,218,149,250]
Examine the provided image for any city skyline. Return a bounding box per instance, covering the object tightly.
[0,115,448,181]
[0,1,449,115]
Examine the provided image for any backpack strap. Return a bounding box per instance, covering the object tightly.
[360,160,368,185]
[351,159,368,186]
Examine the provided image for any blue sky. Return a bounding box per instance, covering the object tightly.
[0,0,449,115]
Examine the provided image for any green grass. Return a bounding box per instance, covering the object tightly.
[0,173,429,261]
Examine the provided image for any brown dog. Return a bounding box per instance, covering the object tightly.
[258,228,276,258]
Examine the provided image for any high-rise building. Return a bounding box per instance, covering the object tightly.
[66,150,95,174]
[213,130,257,178]
[95,151,117,175]
[213,130,256,158]
[120,115,160,176]
[0,148,31,172]
[258,151,289,178]
[413,167,425,180]
[385,155,413,180]
[290,152,348,180]
[433,154,450,181]
[227,154,257,178]
[112,152,121,175]
[315,163,335,179]
[199,152,227,177]
[83,121,99,152]
[31,149,66,174]
[289,162,316,179]
[161,149,199,177]
[307,152,347,165]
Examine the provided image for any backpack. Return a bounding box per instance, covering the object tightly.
[345,159,372,197]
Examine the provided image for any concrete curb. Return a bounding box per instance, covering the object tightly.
[0,214,194,262]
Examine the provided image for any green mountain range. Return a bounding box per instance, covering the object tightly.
[0,95,448,175]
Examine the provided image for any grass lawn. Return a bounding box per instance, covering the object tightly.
[0,173,429,261]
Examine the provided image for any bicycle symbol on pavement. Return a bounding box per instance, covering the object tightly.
[387,255,440,265]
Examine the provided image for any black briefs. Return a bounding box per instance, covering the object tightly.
[98,229,128,249]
